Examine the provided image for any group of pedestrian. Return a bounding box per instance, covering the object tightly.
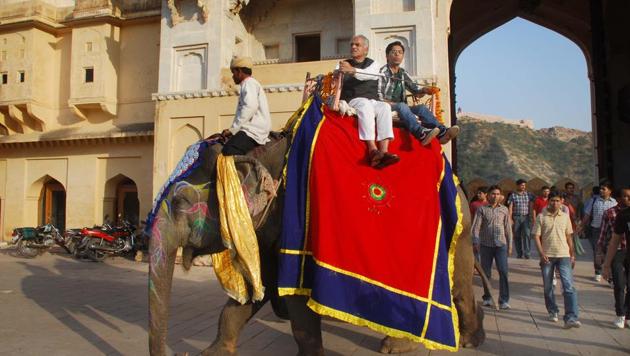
[470,179,629,329]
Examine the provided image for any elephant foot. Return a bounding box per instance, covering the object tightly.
[379,336,420,354]
[200,342,237,356]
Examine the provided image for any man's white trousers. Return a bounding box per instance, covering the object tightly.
[348,98,394,141]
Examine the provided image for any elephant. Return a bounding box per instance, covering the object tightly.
[147,132,490,356]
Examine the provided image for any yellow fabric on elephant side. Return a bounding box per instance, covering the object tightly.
[214,154,265,304]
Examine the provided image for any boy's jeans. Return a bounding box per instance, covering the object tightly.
[541,257,579,322]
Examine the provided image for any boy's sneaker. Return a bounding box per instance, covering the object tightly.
[613,316,625,329]
[438,125,460,144]
[482,299,493,307]
[499,302,511,310]
[564,320,582,329]
[552,276,557,286]
[416,127,440,146]
[549,312,559,322]
[594,274,602,282]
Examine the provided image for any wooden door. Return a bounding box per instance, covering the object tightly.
[41,181,66,230]
[116,183,139,226]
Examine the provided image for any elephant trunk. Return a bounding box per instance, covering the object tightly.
[148,226,179,356]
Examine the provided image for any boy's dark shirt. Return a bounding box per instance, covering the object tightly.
[613,208,630,255]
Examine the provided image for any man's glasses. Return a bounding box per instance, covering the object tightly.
[389,50,404,55]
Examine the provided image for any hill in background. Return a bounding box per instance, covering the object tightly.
[455,115,595,186]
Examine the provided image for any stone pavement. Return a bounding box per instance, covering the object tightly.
[0,246,629,356]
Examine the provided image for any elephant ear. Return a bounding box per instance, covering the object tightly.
[233,155,279,230]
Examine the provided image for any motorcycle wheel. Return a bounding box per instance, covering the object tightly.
[86,238,107,262]
[17,239,39,258]
[60,236,75,255]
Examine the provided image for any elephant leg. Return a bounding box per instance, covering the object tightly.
[456,298,485,348]
[379,336,419,354]
[202,298,266,356]
[285,296,324,356]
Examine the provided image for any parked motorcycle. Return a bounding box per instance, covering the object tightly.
[63,228,85,256]
[11,224,72,258]
[74,220,137,262]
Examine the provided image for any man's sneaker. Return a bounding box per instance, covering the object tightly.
[417,127,439,146]
[552,276,557,286]
[564,320,582,329]
[549,312,559,322]
[438,125,460,144]
[594,274,602,282]
[613,316,626,329]
[482,299,493,307]
[499,302,511,310]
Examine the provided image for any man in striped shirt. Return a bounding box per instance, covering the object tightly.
[472,185,513,309]
[508,179,536,259]
[533,191,580,328]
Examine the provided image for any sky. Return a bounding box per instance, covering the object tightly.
[455,17,591,132]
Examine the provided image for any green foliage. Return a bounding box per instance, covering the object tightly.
[456,118,595,186]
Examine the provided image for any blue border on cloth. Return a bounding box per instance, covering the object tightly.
[277,95,324,288]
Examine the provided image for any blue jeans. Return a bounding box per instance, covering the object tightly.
[541,257,579,322]
[480,245,509,304]
[513,215,531,258]
[390,102,447,136]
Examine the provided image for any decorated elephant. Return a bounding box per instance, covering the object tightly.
[147,103,489,355]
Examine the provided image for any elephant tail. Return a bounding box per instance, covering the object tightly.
[148,225,179,356]
[474,259,496,309]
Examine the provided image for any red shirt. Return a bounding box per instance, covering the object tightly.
[470,200,488,218]
[534,197,549,214]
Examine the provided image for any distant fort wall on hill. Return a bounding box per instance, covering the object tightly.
[458,112,535,129]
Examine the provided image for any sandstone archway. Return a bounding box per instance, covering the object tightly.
[448,0,630,184]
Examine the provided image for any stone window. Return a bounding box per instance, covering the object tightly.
[1,72,7,84]
[264,44,280,60]
[295,34,321,62]
[18,71,25,83]
[86,42,93,52]
[85,67,94,83]
[174,45,207,91]
[2,38,6,45]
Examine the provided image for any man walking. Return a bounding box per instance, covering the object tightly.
[580,182,617,281]
[597,187,630,328]
[564,182,583,221]
[472,185,513,309]
[508,179,535,259]
[533,186,551,219]
[533,191,581,328]
[377,41,459,145]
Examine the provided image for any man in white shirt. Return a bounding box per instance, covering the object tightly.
[337,35,398,169]
[579,182,617,281]
[221,56,272,156]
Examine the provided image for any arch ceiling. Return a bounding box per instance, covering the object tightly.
[449,0,592,65]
